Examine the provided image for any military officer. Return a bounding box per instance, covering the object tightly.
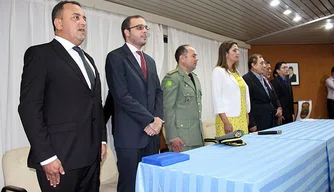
[161,45,204,152]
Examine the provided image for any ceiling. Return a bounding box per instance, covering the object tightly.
[105,0,334,45]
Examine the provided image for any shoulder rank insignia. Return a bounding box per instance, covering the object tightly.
[167,68,178,75]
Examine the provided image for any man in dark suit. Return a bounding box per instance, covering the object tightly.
[263,60,283,125]
[103,91,169,153]
[243,54,277,132]
[288,66,297,82]
[18,1,106,191]
[271,62,295,124]
[105,15,163,192]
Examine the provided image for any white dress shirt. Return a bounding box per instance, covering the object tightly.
[40,37,100,166]
[326,76,334,100]
[126,42,143,67]
[55,36,95,89]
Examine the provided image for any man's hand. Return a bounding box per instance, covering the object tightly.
[249,126,257,132]
[275,107,283,117]
[144,125,157,136]
[223,122,233,134]
[151,117,164,133]
[101,144,107,161]
[278,116,283,125]
[42,159,65,187]
[170,138,184,153]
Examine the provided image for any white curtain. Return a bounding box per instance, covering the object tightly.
[238,47,249,75]
[0,0,164,187]
[166,27,248,121]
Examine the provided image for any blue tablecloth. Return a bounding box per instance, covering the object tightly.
[136,136,329,192]
[248,119,334,190]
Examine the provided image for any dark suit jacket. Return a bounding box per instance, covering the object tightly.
[105,44,163,149]
[271,76,295,124]
[267,80,282,126]
[289,74,296,82]
[104,91,115,133]
[243,71,276,131]
[18,39,106,171]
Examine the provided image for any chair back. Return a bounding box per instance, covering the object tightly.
[100,144,118,186]
[202,120,216,145]
[2,147,41,192]
[295,100,312,120]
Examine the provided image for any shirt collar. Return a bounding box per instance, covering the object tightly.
[279,75,287,81]
[126,42,142,54]
[54,36,77,51]
[251,70,263,81]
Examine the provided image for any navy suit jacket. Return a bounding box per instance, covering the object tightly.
[271,76,294,123]
[18,39,106,170]
[243,71,276,131]
[105,44,163,148]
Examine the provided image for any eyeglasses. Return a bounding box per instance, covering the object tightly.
[127,24,150,31]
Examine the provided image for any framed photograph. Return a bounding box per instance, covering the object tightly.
[286,62,299,86]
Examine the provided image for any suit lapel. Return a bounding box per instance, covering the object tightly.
[177,66,195,91]
[84,51,99,93]
[249,72,269,98]
[122,44,146,83]
[51,39,90,89]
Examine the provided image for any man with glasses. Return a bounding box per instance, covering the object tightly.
[105,15,163,192]
[161,45,204,153]
[271,62,295,124]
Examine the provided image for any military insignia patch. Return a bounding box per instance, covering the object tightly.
[165,80,172,87]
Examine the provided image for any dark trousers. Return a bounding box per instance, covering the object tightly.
[115,137,159,192]
[328,99,334,119]
[36,157,100,192]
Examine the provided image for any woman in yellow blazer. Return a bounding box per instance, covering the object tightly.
[212,41,251,136]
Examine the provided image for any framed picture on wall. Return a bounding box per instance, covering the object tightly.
[286,62,299,86]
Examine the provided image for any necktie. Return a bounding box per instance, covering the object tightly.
[73,46,95,89]
[136,51,147,80]
[283,78,288,87]
[263,79,271,96]
[261,77,269,95]
[188,73,196,88]
[263,77,272,90]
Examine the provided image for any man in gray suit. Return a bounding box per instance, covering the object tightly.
[161,45,203,152]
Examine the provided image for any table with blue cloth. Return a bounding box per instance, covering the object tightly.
[136,136,329,192]
[248,119,334,190]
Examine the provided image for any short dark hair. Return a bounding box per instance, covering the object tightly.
[273,61,286,77]
[289,66,293,70]
[121,15,144,41]
[331,66,334,73]
[248,54,262,70]
[52,1,81,31]
[175,45,190,63]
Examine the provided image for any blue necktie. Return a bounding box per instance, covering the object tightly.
[283,78,288,87]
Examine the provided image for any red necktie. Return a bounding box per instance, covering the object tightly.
[136,51,147,80]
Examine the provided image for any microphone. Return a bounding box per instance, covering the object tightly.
[257,130,282,135]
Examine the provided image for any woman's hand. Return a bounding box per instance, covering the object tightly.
[224,122,233,134]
